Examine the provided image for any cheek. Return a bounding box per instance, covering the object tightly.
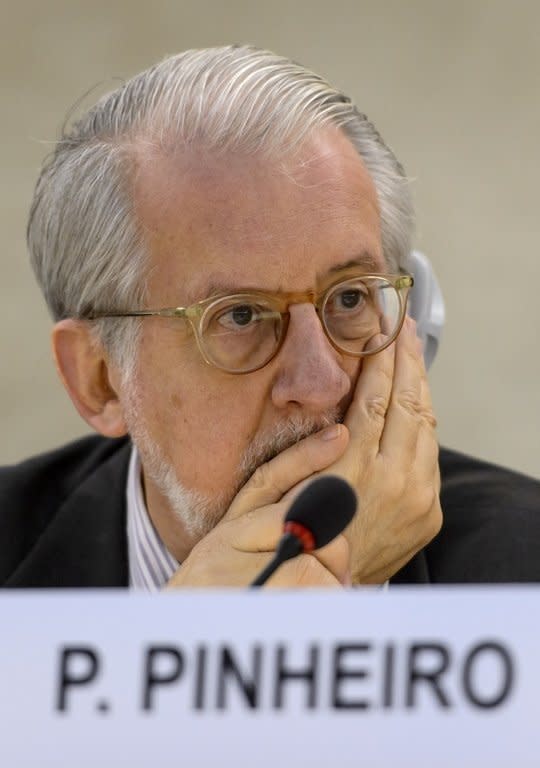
[131,326,274,494]
[134,353,267,494]
[165,383,266,494]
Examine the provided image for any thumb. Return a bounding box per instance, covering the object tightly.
[223,423,349,521]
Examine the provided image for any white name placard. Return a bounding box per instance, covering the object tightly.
[1,587,539,767]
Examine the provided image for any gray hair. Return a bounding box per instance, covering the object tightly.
[28,44,414,370]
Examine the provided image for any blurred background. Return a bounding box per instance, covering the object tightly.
[1,0,538,478]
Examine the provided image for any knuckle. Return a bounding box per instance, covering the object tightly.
[417,485,439,515]
[240,501,282,529]
[395,389,422,418]
[250,461,282,496]
[421,408,438,429]
[420,492,443,545]
[429,498,443,537]
[250,461,270,490]
[363,395,388,422]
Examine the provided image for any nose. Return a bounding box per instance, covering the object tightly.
[271,304,351,412]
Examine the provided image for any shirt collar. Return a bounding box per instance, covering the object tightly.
[126,445,178,591]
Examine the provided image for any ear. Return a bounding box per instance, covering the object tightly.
[52,319,128,438]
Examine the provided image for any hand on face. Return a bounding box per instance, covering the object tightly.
[326,315,442,584]
[167,316,441,589]
[166,423,351,588]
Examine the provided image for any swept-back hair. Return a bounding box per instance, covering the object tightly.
[28,45,413,369]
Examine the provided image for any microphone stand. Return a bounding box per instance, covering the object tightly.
[250,533,303,587]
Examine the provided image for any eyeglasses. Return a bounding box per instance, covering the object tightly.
[88,272,413,374]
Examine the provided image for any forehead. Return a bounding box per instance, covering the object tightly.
[132,128,384,303]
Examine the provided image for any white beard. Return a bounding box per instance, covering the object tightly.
[123,383,340,544]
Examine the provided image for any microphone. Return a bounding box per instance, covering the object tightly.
[250,475,357,587]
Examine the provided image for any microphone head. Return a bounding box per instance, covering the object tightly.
[284,475,357,550]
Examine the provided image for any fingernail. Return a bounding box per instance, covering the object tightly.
[321,424,342,441]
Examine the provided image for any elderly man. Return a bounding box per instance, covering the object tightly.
[2,46,539,588]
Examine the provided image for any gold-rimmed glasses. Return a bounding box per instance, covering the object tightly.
[88,273,413,374]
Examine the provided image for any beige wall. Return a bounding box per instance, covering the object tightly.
[1,0,539,478]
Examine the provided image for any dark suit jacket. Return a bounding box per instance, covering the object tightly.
[1,435,539,587]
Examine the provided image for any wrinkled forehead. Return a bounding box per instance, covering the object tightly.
[131,128,384,303]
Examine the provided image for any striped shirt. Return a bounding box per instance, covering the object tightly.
[126,446,178,591]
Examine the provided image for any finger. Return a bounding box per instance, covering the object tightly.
[419,363,437,427]
[180,541,346,588]
[260,539,350,586]
[379,318,424,462]
[341,334,395,456]
[311,534,351,585]
[167,550,278,588]
[266,553,342,588]
[411,369,440,482]
[227,502,288,551]
[228,503,351,585]
[223,423,349,522]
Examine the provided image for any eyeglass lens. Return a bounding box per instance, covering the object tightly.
[201,277,403,372]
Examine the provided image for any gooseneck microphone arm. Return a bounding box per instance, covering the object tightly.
[250,475,357,587]
[251,533,304,587]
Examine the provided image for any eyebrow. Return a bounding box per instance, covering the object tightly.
[325,253,382,276]
[186,252,383,304]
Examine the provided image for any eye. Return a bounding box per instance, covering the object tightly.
[216,303,259,330]
[329,287,368,314]
[231,305,254,326]
[337,289,363,309]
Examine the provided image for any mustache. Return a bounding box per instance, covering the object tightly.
[237,408,344,488]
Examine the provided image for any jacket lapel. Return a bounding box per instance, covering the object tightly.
[6,442,131,588]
